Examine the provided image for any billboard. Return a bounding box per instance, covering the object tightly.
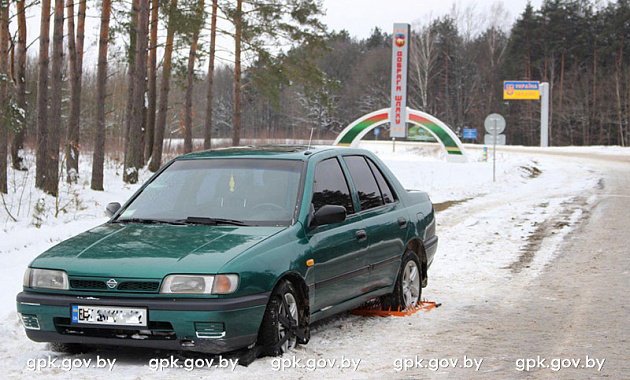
[390,23,410,138]
[503,81,540,100]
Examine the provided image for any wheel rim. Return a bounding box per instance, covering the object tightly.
[278,292,299,352]
[402,261,420,308]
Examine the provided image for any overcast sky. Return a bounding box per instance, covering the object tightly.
[321,0,545,38]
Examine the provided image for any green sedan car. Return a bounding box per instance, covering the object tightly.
[17,145,437,357]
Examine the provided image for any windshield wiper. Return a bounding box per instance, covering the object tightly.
[114,218,185,225]
[182,216,247,226]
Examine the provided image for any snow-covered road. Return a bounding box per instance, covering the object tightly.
[2,144,628,379]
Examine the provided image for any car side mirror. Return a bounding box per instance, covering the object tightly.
[105,202,122,217]
[310,205,346,228]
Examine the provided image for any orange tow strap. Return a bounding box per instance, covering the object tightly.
[351,300,441,317]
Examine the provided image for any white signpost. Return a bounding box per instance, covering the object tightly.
[540,82,550,147]
[390,23,410,138]
[484,113,506,182]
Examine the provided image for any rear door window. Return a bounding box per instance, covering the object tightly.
[343,156,384,211]
[366,158,397,204]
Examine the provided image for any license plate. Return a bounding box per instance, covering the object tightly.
[72,305,147,327]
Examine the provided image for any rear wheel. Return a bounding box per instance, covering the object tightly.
[381,250,423,310]
[258,280,303,356]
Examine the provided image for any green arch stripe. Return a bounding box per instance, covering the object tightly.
[408,113,462,155]
[334,108,467,162]
[336,111,389,145]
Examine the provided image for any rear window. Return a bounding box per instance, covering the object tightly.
[343,156,384,211]
[366,158,396,204]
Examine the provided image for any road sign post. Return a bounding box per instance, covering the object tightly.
[540,82,550,147]
[484,113,506,183]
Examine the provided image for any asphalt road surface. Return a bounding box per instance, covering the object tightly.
[409,153,630,379]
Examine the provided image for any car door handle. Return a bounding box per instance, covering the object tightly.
[355,230,367,242]
[397,217,407,229]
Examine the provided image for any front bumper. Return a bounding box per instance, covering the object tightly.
[16,291,270,354]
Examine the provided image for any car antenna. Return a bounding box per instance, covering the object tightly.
[307,127,315,149]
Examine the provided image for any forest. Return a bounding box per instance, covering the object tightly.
[0,0,629,197]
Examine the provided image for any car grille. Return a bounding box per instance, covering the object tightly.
[54,318,176,340]
[69,279,161,293]
[70,279,107,290]
[117,281,160,291]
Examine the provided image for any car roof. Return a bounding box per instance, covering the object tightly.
[178,145,351,160]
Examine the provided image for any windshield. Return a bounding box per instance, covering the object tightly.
[116,158,303,226]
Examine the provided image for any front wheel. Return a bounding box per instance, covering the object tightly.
[257,280,304,356]
[381,250,423,310]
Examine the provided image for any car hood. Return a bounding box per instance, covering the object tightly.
[30,223,285,278]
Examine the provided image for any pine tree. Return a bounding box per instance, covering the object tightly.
[0,0,9,193]
[91,0,113,191]
[183,0,205,153]
[123,0,150,183]
[149,0,178,172]
[65,0,86,183]
[203,0,218,150]
[144,0,159,161]
[35,0,51,191]
[10,0,27,172]
[43,0,65,196]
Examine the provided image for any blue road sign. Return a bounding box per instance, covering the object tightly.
[463,128,478,139]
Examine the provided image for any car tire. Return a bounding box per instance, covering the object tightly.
[381,250,423,311]
[257,280,302,356]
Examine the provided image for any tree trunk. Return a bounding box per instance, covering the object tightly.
[593,40,600,145]
[44,0,64,197]
[204,0,218,150]
[627,66,630,147]
[124,0,139,156]
[614,51,624,146]
[411,26,435,112]
[556,52,574,139]
[547,53,555,146]
[91,0,112,191]
[138,6,149,169]
[65,0,85,183]
[35,0,51,191]
[11,0,27,171]
[144,0,159,162]
[124,0,150,184]
[184,0,204,154]
[149,0,178,172]
[233,0,243,146]
[0,0,9,193]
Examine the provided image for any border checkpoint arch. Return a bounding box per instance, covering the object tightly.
[333,108,468,163]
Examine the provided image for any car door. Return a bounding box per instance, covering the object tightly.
[306,157,369,313]
[342,155,407,293]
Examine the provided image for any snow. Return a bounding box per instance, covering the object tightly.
[1,143,627,378]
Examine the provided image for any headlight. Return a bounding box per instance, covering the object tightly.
[23,268,69,290]
[160,274,239,294]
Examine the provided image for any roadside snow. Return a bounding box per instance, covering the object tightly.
[1,144,626,378]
